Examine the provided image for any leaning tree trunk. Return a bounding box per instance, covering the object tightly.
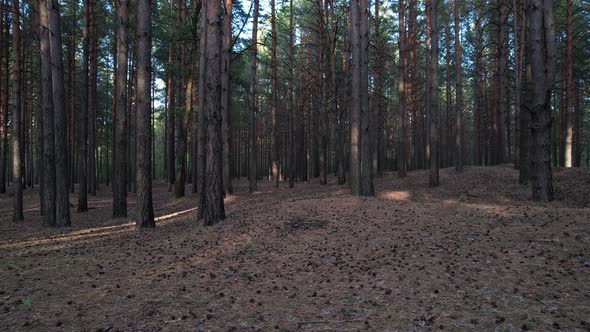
[112,0,129,218]
[11,0,23,221]
[248,0,258,193]
[526,0,554,201]
[135,0,154,227]
[200,0,225,225]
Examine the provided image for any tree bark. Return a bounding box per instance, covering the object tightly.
[270,0,278,187]
[221,0,232,194]
[248,0,258,193]
[397,0,407,178]
[454,0,463,172]
[564,0,573,167]
[288,0,295,188]
[11,0,23,221]
[526,0,554,201]
[0,0,7,194]
[112,0,129,218]
[78,0,90,212]
[88,0,97,195]
[428,0,439,187]
[200,0,225,225]
[48,0,71,226]
[349,0,361,194]
[136,0,155,227]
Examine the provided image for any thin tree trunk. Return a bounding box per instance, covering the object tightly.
[454,0,463,172]
[248,0,258,193]
[349,0,361,194]
[564,0,573,167]
[88,0,97,195]
[221,0,232,194]
[136,0,155,227]
[270,0,278,187]
[0,0,7,194]
[397,0,407,178]
[12,0,23,221]
[77,0,90,212]
[428,0,439,187]
[288,0,295,188]
[112,0,129,218]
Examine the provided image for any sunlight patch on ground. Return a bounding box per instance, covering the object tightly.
[380,190,412,201]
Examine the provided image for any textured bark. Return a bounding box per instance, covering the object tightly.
[11,0,23,221]
[372,0,382,177]
[0,0,7,194]
[196,0,207,218]
[248,0,258,193]
[564,0,573,167]
[428,0,439,187]
[270,0,278,187]
[221,0,232,194]
[174,0,188,198]
[358,0,372,195]
[88,0,97,195]
[288,0,295,188]
[497,0,508,163]
[454,0,463,172]
[48,0,70,226]
[527,0,554,201]
[349,0,361,195]
[166,39,175,190]
[136,0,155,227]
[201,0,225,225]
[397,0,407,178]
[112,0,129,218]
[444,7,451,168]
[78,0,90,212]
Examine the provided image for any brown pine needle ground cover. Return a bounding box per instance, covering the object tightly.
[0,165,589,331]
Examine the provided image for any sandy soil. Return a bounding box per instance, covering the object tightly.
[0,165,589,331]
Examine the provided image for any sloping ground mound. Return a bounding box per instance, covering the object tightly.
[0,166,588,331]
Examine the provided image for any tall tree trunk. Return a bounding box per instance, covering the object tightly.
[196,0,207,218]
[88,0,97,195]
[497,0,508,163]
[526,0,554,201]
[444,7,451,168]
[288,0,295,188]
[78,0,90,212]
[112,0,129,218]
[564,0,573,167]
[373,0,382,177]
[11,0,23,221]
[175,0,188,198]
[221,0,232,194]
[270,0,278,187]
[349,0,361,194]
[136,0,154,227]
[397,0,407,178]
[0,0,7,194]
[428,0,439,187]
[48,0,71,226]
[200,0,225,225]
[454,0,463,172]
[248,0,258,193]
[359,0,372,195]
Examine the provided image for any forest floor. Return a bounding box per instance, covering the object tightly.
[0,165,589,332]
